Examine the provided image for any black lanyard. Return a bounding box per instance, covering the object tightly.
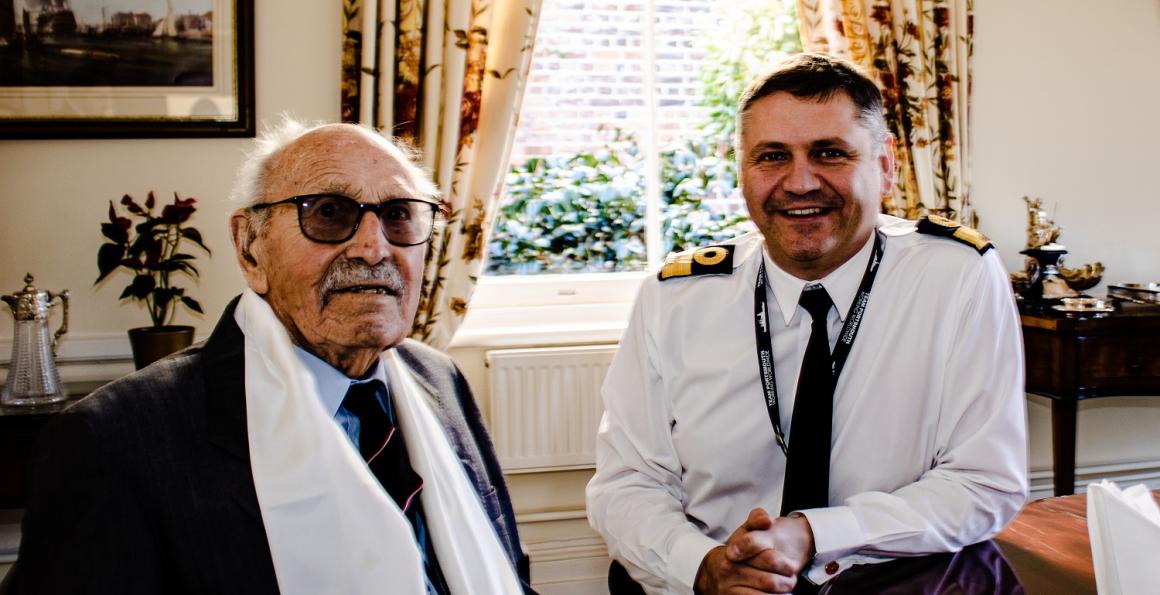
[754,231,885,455]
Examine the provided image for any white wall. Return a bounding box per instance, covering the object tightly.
[972,0,1160,483]
[973,0,1160,286]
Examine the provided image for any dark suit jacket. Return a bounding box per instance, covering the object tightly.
[10,299,531,594]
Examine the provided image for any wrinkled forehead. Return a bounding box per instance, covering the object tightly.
[261,125,436,202]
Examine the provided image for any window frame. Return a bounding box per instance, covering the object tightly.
[458,0,730,345]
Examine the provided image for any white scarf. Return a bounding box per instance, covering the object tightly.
[235,289,522,594]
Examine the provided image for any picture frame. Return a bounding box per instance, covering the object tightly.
[0,0,254,139]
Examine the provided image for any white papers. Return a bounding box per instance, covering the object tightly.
[1087,480,1160,595]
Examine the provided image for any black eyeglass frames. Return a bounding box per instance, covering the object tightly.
[250,194,440,246]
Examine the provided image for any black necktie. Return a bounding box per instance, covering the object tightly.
[341,380,449,595]
[781,285,836,516]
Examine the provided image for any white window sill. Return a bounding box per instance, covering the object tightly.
[451,302,632,348]
[449,272,645,348]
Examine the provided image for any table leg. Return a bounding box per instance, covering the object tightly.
[1051,399,1078,497]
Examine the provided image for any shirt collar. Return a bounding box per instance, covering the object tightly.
[293,346,388,417]
[764,232,877,326]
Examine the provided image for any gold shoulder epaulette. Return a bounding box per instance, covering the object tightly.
[915,215,993,255]
[657,245,735,281]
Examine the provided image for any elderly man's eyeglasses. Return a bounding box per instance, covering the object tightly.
[250,194,440,246]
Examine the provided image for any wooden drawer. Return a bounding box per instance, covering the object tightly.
[1021,302,1160,400]
[1075,334,1160,393]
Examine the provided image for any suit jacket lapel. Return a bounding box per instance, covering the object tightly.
[201,296,262,521]
[203,297,247,459]
[398,358,477,472]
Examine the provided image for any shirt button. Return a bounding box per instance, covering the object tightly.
[825,561,840,575]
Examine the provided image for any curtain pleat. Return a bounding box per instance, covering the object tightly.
[342,0,543,349]
[795,0,973,224]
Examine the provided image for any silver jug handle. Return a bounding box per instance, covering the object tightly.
[50,289,69,356]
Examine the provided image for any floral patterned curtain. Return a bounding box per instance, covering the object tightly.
[796,0,974,224]
[342,0,542,349]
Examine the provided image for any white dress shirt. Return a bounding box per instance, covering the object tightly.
[586,214,1029,593]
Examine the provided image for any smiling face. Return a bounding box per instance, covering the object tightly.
[230,125,432,376]
[739,91,894,280]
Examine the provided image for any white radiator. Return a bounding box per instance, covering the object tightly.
[486,345,617,472]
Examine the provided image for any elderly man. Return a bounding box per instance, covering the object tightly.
[587,53,1027,594]
[12,121,530,594]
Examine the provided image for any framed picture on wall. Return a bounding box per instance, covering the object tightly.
[0,0,254,139]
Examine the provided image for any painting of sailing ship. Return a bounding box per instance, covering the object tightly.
[0,0,214,86]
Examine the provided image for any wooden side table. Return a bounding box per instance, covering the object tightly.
[993,490,1160,594]
[1020,301,1160,496]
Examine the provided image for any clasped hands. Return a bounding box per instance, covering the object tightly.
[693,508,816,595]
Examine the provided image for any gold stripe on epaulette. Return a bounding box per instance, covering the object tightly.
[659,252,694,280]
[926,214,958,229]
[952,226,992,252]
[916,215,993,254]
[658,245,735,280]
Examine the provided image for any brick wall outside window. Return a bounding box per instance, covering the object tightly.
[509,0,724,164]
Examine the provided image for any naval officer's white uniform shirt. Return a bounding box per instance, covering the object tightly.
[586,214,1028,593]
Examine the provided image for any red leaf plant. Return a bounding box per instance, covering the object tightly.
[95,192,211,327]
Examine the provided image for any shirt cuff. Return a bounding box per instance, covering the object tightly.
[798,505,864,560]
[668,531,721,591]
[804,554,894,585]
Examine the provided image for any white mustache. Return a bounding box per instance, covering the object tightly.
[320,258,405,305]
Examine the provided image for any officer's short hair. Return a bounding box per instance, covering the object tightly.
[736,53,888,147]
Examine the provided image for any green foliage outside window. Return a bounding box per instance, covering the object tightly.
[490,131,648,274]
[697,0,803,144]
[487,0,802,275]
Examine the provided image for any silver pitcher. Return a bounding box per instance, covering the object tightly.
[2,274,69,406]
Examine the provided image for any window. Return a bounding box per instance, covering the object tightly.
[458,0,801,343]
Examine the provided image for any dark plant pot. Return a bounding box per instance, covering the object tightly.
[128,325,195,370]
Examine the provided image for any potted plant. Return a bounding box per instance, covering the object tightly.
[96,192,211,369]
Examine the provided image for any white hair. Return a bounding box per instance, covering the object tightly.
[229,115,440,209]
